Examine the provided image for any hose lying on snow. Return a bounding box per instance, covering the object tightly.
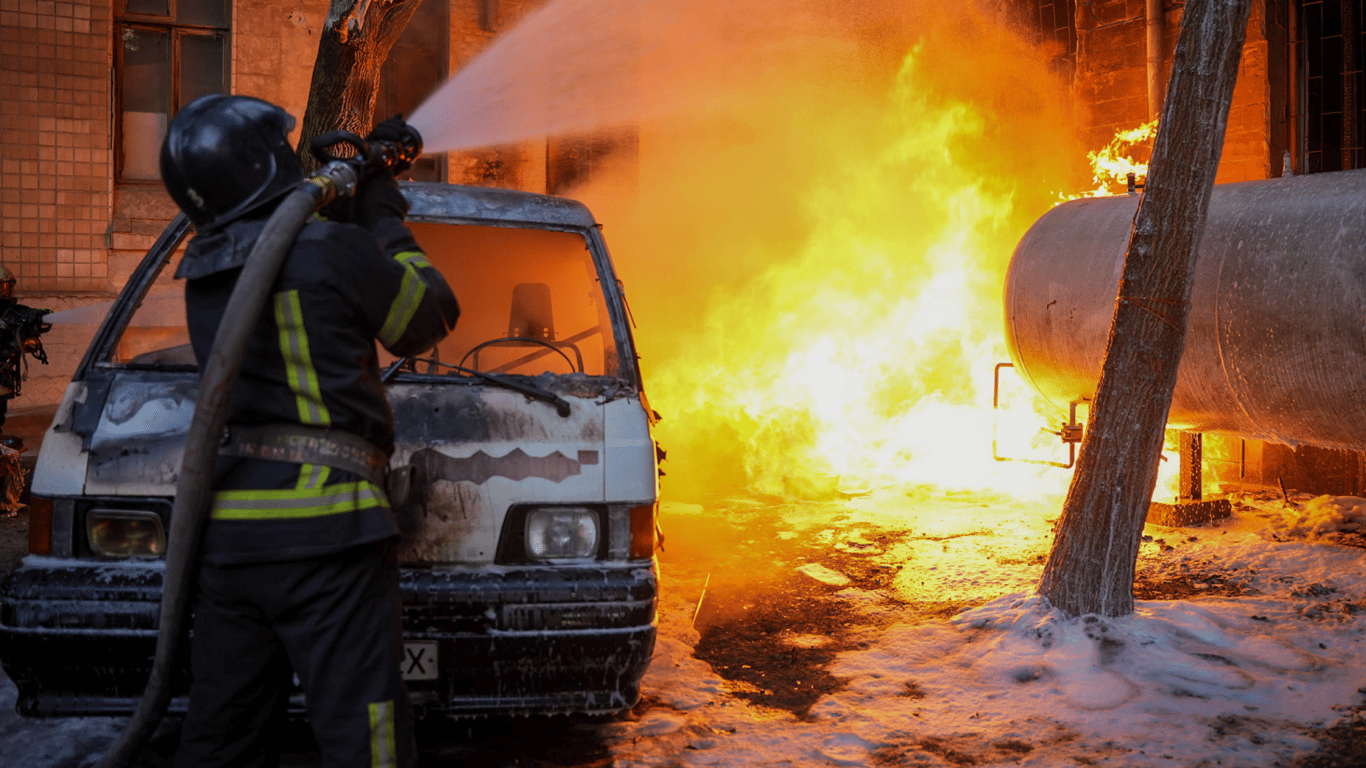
[94,172,348,768]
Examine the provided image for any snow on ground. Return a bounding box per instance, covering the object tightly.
[0,678,124,768]
[608,491,1366,767]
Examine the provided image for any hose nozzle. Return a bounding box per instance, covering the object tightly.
[308,118,424,197]
[371,120,423,175]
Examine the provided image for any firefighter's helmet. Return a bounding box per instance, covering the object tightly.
[159,94,304,231]
[0,266,16,300]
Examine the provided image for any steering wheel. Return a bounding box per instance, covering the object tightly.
[458,337,580,374]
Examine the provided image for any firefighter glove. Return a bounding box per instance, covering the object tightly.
[353,168,410,230]
[319,166,408,227]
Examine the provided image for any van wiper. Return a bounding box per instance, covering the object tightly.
[382,357,572,417]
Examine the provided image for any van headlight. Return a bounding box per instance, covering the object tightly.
[87,509,166,558]
[525,507,599,560]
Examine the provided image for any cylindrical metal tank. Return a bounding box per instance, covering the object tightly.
[1004,168,1366,451]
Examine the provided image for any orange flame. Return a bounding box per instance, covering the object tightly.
[1063,119,1158,200]
[568,6,1093,502]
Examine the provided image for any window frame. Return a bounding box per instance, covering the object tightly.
[1292,0,1366,174]
[114,0,230,183]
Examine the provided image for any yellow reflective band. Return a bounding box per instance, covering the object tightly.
[368,699,398,768]
[274,290,331,426]
[397,251,432,270]
[377,251,429,347]
[295,462,330,491]
[209,481,386,521]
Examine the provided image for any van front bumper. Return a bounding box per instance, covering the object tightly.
[0,559,656,717]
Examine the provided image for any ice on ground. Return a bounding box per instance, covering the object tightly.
[9,491,1366,767]
[0,674,126,767]
[1263,494,1366,539]
[811,589,1360,766]
[796,562,850,587]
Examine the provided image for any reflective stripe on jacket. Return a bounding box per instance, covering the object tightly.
[183,213,459,565]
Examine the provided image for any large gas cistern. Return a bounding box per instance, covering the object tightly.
[1004,168,1366,453]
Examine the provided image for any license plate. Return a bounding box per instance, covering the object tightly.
[402,641,438,681]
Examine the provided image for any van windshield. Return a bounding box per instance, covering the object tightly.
[397,222,620,378]
[111,222,621,379]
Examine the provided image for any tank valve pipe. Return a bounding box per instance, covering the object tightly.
[96,124,422,768]
[990,362,1086,470]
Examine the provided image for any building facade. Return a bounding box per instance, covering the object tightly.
[0,0,633,408]
[1024,0,1366,182]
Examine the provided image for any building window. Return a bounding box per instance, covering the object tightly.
[1295,0,1366,173]
[1030,0,1078,78]
[115,0,229,181]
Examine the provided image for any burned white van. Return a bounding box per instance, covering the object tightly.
[0,183,660,717]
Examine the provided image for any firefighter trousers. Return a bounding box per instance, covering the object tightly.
[176,539,415,768]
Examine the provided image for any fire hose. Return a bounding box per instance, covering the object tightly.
[95,122,422,768]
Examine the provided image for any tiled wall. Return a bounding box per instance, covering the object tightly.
[0,0,111,296]
[0,0,334,409]
[0,0,112,407]
[0,0,555,411]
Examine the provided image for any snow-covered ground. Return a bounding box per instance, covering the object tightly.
[5,490,1366,766]
[611,491,1366,767]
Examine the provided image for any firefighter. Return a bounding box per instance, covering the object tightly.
[159,94,459,768]
[0,265,51,439]
[0,266,51,517]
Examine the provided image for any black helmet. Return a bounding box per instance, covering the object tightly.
[159,95,305,231]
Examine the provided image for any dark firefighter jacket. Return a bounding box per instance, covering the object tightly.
[180,211,459,566]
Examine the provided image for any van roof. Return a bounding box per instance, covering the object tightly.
[401,181,600,229]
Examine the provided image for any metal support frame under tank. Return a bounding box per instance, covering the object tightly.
[1150,430,1233,527]
[991,362,1232,527]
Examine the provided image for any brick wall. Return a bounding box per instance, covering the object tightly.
[1216,1,1290,183]
[1074,0,1154,145]
[1074,0,1286,183]
[0,0,112,297]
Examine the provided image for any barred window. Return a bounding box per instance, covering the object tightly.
[1295,0,1366,173]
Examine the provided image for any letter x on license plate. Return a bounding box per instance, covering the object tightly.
[402,641,438,681]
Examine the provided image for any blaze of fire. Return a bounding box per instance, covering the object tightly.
[1063,118,1159,200]
[573,6,1090,502]
[568,4,1184,506]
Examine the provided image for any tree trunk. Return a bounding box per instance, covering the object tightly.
[1036,0,1252,618]
[295,0,424,171]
